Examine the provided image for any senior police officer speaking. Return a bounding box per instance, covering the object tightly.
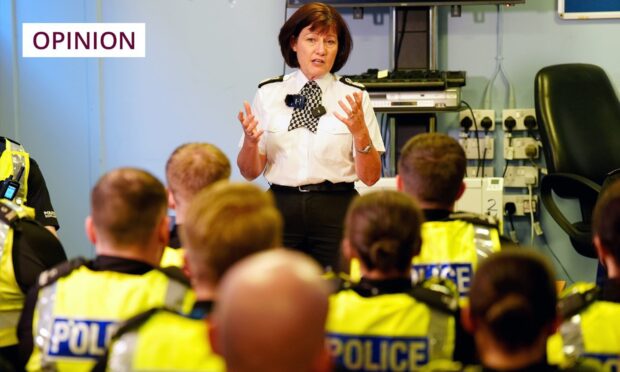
[237,2,384,271]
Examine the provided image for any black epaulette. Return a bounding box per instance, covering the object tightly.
[322,271,353,294]
[38,257,89,288]
[558,285,600,319]
[449,212,499,229]
[339,76,366,90]
[409,281,459,315]
[5,137,22,146]
[258,75,284,88]
[155,265,191,287]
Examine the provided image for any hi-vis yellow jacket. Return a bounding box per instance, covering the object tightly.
[27,259,194,372]
[100,307,224,371]
[548,282,620,371]
[326,279,458,371]
[0,138,30,203]
[0,200,36,347]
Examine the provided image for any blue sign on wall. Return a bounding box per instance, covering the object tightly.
[559,0,620,19]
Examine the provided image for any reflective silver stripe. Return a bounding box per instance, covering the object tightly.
[559,314,585,362]
[164,279,188,311]
[5,140,27,202]
[108,331,139,372]
[0,217,8,284]
[0,310,21,329]
[35,282,58,372]
[427,309,452,360]
[473,225,495,262]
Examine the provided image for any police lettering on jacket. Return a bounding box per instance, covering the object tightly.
[47,318,119,359]
[411,263,473,297]
[327,334,429,371]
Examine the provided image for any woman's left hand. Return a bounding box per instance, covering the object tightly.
[334,92,367,138]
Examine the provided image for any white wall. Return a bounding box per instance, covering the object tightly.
[1,0,617,281]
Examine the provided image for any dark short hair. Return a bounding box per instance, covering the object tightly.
[469,250,557,353]
[593,178,620,263]
[398,133,466,207]
[278,2,353,73]
[91,168,167,246]
[345,190,424,273]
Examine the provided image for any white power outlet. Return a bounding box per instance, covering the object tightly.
[459,109,496,132]
[466,166,494,178]
[504,194,538,216]
[502,109,537,132]
[460,136,494,160]
[503,166,538,188]
[503,136,539,160]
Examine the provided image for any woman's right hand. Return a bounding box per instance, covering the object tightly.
[238,101,263,145]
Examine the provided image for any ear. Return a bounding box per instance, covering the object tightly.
[85,216,97,244]
[159,215,171,246]
[182,250,192,279]
[208,319,222,356]
[291,36,298,52]
[342,238,354,261]
[396,174,404,192]
[460,306,475,334]
[594,235,607,267]
[167,188,176,210]
[549,314,561,334]
[312,342,334,372]
[455,181,466,201]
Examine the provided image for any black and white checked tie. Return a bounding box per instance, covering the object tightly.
[288,80,322,134]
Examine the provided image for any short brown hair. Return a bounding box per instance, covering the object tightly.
[593,178,620,263]
[181,181,283,285]
[469,250,557,353]
[279,2,353,73]
[165,143,231,205]
[91,168,167,246]
[345,190,424,273]
[398,133,466,207]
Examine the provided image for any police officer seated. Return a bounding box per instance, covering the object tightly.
[327,190,473,371]
[548,178,620,369]
[396,133,504,302]
[160,142,231,268]
[17,168,194,371]
[209,249,332,372]
[0,137,60,233]
[0,199,66,369]
[93,181,283,371]
[459,250,599,372]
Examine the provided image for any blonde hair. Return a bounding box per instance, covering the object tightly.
[181,181,283,285]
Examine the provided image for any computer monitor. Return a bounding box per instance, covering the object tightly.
[288,0,525,7]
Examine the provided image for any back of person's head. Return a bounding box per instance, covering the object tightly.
[165,143,231,208]
[397,133,466,208]
[467,250,557,353]
[593,178,620,266]
[211,249,330,372]
[91,167,167,247]
[345,190,424,274]
[181,181,283,287]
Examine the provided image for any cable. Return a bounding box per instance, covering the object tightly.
[528,184,535,245]
[542,239,576,285]
[502,161,509,178]
[394,9,408,71]
[461,100,481,175]
[481,5,516,109]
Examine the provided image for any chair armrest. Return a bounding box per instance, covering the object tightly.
[540,173,601,258]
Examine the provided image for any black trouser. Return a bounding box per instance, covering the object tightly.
[270,185,358,271]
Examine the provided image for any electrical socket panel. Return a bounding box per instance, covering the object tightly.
[459,109,496,132]
[466,166,494,178]
[502,109,537,132]
[504,194,538,217]
[503,166,538,188]
[460,136,494,160]
[503,136,539,160]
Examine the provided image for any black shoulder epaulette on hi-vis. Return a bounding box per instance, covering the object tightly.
[38,257,89,288]
[409,282,459,315]
[156,265,191,286]
[449,212,499,229]
[258,75,284,88]
[558,286,600,319]
[339,77,366,90]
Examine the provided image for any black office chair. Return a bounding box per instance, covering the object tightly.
[535,63,620,258]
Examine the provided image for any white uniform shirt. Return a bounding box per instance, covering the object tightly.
[247,69,385,186]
